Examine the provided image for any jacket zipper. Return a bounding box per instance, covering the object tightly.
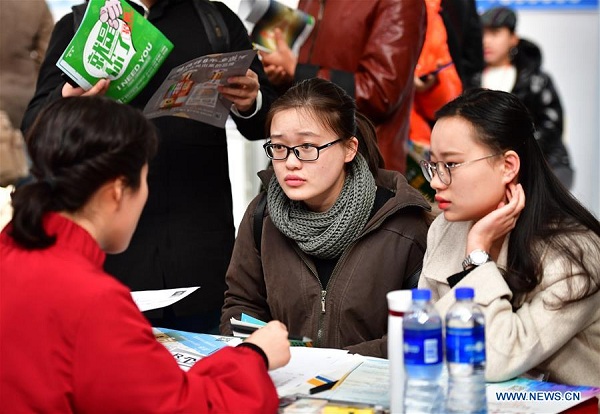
[299,201,428,346]
[295,251,325,346]
[316,243,353,346]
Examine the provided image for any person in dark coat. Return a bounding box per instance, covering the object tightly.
[21,0,279,333]
[440,0,484,89]
[471,6,573,189]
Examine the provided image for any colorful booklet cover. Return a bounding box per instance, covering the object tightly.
[238,0,315,54]
[56,0,173,103]
[143,49,257,129]
[153,327,242,371]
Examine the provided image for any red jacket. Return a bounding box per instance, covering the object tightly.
[0,213,278,413]
[295,0,426,172]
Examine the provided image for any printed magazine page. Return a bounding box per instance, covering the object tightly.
[238,0,314,54]
[56,0,173,103]
[143,49,257,129]
[153,328,242,371]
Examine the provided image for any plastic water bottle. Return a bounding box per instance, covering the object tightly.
[403,289,444,413]
[445,287,487,413]
[387,290,413,414]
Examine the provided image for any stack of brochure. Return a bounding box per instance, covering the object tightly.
[230,313,313,347]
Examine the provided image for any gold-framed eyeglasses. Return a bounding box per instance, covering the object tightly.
[263,138,343,161]
[419,153,502,186]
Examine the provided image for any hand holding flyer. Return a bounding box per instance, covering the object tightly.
[143,49,258,128]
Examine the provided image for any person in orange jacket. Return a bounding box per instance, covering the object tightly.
[410,0,463,149]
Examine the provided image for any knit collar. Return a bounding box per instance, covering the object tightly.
[266,154,377,259]
[257,167,432,222]
[40,212,106,268]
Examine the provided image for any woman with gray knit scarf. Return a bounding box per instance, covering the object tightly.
[220,79,432,358]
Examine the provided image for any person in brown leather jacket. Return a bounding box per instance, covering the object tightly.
[259,0,427,173]
[220,79,431,358]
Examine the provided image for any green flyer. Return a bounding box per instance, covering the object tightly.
[56,0,173,103]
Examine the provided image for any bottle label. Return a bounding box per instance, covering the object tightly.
[403,328,443,365]
[446,325,486,364]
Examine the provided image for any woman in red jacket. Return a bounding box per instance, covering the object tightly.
[0,96,290,413]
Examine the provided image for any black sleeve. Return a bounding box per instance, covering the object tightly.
[21,13,76,134]
[460,0,484,88]
[214,2,279,142]
[294,64,356,99]
[530,73,564,156]
[236,342,269,369]
[447,267,476,288]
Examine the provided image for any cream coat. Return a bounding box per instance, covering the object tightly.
[420,214,600,387]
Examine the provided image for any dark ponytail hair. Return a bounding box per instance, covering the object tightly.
[265,78,384,178]
[10,96,158,249]
[436,89,600,307]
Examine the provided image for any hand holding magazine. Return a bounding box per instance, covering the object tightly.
[56,0,173,103]
[238,0,315,54]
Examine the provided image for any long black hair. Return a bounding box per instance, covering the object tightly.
[10,96,158,249]
[265,78,384,178]
[436,89,600,307]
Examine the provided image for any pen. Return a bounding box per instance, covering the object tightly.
[309,380,338,395]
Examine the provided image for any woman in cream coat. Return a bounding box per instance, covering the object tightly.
[419,89,600,388]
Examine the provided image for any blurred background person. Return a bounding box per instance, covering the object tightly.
[440,0,484,90]
[406,0,463,201]
[259,0,426,174]
[472,6,574,189]
[0,0,54,187]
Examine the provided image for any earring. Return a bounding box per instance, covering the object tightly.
[509,47,518,60]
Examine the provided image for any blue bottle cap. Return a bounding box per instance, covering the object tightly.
[412,288,431,301]
[455,287,475,300]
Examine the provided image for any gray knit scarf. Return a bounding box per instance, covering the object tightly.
[267,154,377,259]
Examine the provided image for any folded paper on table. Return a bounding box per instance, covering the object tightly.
[271,347,365,398]
[143,49,257,128]
[238,0,314,54]
[56,0,173,103]
[131,286,199,312]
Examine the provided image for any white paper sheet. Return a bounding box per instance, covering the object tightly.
[270,347,364,397]
[131,286,200,312]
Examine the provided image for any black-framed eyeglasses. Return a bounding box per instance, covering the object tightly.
[263,138,343,161]
[419,153,502,186]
